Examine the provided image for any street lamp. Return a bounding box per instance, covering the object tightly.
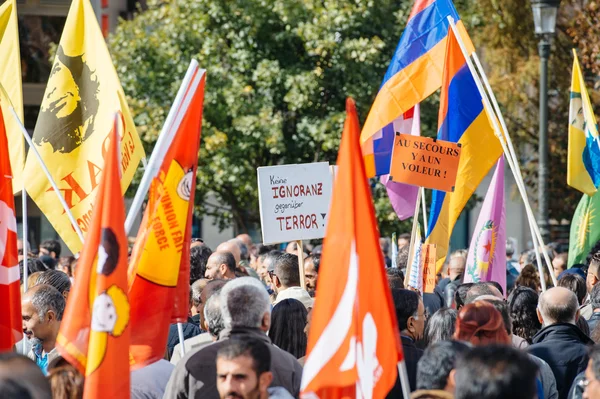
[531,0,560,243]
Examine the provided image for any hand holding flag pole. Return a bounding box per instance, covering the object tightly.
[446,16,556,288]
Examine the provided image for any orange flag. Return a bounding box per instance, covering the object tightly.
[301,99,402,398]
[0,106,21,351]
[56,116,130,399]
[128,69,206,368]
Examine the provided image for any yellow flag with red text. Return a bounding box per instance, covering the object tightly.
[128,69,206,368]
[23,0,144,252]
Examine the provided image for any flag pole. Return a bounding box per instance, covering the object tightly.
[421,187,428,236]
[8,107,85,244]
[124,61,203,235]
[470,52,555,287]
[22,183,29,291]
[397,360,412,399]
[177,323,186,357]
[404,188,422,287]
[446,17,556,287]
[297,240,307,290]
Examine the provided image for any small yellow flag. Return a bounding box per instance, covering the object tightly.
[24,0,145,252]
[0,0,25,193]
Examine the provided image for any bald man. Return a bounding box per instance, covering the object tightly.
[216,242,241,265]
[205,252,237,280]
[236,234,254,254]
[528,287,594,398]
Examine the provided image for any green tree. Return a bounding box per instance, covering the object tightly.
[111,0,423,236]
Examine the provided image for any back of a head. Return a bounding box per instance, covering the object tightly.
[191,279,208,307]
[558,273,587,305]
[396,246,409,270]
[40,239,61,258]
[591,283,600,311]
[47,357,83,399]
[516,264,541,292]
[476,297,511,335]
[274,253,301,287]
[391,289,419,331]
[417,340,470,391]
[215,251,237,273]
[216,337,271,375]
[264,250,283,271]
[220,277,271,329]
[425,308,458,345]
[385,268,405,290]
[0,352,51,399]
[454,301,510,345]
[230,238,249,262]
[39,255,57,270]
[190,244,212,284]
[538,286,579,325]
[27,284,66,321]
[268,298,308,359]
[455,283,474,310]
[454,344,538,399]
[205,290,224,338]
[465,283,502,304]
[507,286,541,344]
[36,269,71,296]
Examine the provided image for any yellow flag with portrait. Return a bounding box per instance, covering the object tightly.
[23,0,145,253]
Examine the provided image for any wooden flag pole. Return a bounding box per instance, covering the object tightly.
[124,61,204,235]
[9,106,85,244]
[471,52,554,287]
[447,17,556,288]
[397,360,412,399]
[420,187,428,236]
[404,189,422,287]
[297,240,307,290]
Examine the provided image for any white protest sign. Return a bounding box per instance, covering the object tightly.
[258,162,333,245]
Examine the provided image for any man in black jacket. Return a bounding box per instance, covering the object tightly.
[528,287,594,399]
[164,277,302,399]
[387,289,426,399]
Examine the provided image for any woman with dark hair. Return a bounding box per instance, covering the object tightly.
[268,298,308,359]
[508,286,542,345]
[453,301,510,346]
[425,308,457,345]
[515,264,542,292]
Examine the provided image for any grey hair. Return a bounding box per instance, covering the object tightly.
[220,277,271,329]
[229,238,249,262]
[425,308,457,345]
[29,284,65,321]
[204,290,224,338]
[539,289,578,325]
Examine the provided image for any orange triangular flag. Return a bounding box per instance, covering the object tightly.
[56,115,130,399]
[301,99,403,398]
[128,68,206,368]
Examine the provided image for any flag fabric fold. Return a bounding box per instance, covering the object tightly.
[0,106,22,351]
[464,157,506,294]
[0,0,25,194]
[425,26,503,271]
[407,224,424,292]
[381,103,421,220]
[567,50,600,196]
[361,0,475,177]
[23,0,145,253]
[128,69,206,369]
[56,117,130,399]
[568,192,600,267]
[301,98,402,398]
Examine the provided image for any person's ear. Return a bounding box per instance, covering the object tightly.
[219,264,228,276]
[407,315,416,335]
[447,369,457,392]
[273,275,281,288]
[46,310,56,323]
[259,371,273,392]
[261,312,271,332]
[536,308,544,325]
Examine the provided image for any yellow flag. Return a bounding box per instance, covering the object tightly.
[0,0,25,194]
[23,0,145,252]
[567,50,600,196]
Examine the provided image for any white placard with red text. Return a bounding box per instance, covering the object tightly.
[257,162,333,244]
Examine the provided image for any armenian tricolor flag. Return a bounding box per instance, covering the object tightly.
[361,0,475,177]
[425,26,502,271]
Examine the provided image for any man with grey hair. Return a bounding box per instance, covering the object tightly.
[204,292,224,339]
[528,287,594,399]
[21,284,65,374]
[164,277,302,399]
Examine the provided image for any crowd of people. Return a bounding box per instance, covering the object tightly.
[5,233,600,399]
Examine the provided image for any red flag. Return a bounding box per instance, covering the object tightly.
[301,99,402,398]
[56,116,130,398]
[128,69,206,368]
[0,106,21,351]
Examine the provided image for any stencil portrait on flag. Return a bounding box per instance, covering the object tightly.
[23,0,145,253]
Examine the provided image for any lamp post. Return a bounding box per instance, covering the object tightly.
[531,0,560,243]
